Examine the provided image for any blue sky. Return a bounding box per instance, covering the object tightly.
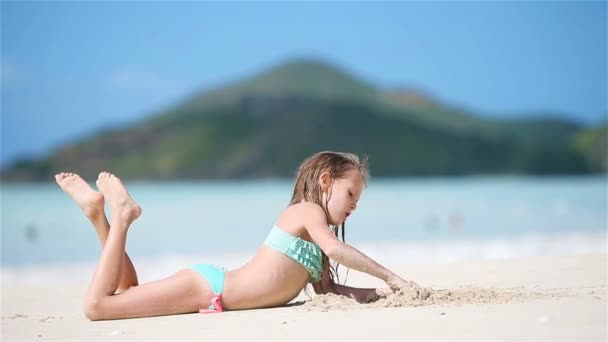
[1,1,606,167]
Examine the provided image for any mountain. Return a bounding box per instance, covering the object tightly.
[574,124,608,171]
[2,58,605,181]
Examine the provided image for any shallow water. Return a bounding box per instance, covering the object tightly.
[1,175,606,270]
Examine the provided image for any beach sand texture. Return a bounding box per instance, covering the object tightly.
[2,253,606,341]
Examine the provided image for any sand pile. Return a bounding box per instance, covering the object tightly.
[299,285,568,311]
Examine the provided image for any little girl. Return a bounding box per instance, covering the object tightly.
[55,151,417,320]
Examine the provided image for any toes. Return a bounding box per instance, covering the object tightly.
[55,172,70,181]
[99,171,116,179]
[96,172,112,188]
[96,171,120,187]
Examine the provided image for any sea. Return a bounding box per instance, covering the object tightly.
[1,175,606,283]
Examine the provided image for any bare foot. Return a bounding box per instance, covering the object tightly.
[96,172,141,226]
[55,172,105,220]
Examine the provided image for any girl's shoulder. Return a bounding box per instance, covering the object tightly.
[286,202,325,217]
[276,202,327,237]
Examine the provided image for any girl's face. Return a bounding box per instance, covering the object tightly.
[321,170,365,225]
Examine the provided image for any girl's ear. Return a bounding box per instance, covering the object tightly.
[319,171,331,192]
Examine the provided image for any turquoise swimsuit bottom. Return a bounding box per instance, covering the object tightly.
[263,225,323,283]
[190,263,226,295]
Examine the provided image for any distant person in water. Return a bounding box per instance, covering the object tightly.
[55,151,418,320]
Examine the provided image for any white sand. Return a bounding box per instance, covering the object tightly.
[2,253,606,341]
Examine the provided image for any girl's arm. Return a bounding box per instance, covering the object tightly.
[303,203,417,291]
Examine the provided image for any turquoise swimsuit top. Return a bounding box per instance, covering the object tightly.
[264,225,323,283]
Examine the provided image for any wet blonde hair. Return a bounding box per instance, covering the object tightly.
[289,151,369,288]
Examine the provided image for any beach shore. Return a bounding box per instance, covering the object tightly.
[2,253,606,341]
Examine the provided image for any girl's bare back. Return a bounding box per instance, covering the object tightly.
[222,204,318,310]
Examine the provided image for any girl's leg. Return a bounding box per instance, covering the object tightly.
[55,173,138,292]
[84,172,213,320]
[85,268,213,320]
[88,213,139,293]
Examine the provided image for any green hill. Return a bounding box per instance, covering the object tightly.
[574,124,608,171]
[2,58,605,181]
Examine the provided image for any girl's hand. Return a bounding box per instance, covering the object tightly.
[362,288,393,303]
[375,288,394,299]
[386,273,420,292]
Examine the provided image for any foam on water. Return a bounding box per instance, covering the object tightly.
[2,230,605,284]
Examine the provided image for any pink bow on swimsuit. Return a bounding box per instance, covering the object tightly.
[199,294,223,314]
